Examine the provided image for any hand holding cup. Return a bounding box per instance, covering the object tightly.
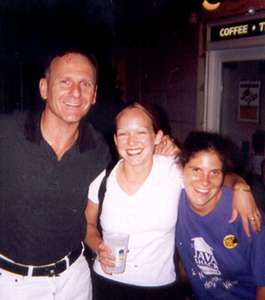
[103,232,129,274]
[97,242,116,274]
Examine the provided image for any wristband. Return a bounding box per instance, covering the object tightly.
[233,185,251,192]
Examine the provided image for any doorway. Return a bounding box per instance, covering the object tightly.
[204,45,265,174]
[205,46,265,142]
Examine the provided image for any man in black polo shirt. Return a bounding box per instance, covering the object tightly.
[0,49,111,299]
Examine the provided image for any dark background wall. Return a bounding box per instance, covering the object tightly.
[0,0,200,142]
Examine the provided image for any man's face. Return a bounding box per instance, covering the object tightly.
[39,53,97,125]
[183,150,224,215]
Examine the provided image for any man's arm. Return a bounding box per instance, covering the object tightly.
[155,134,180,157]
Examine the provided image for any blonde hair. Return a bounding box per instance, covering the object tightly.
[115,101,161,133]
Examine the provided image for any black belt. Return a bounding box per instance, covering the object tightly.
[0,244,83,277]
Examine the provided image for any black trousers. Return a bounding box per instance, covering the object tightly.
[92,271,185,300]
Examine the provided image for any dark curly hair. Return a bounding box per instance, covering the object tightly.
[180,131,238,174]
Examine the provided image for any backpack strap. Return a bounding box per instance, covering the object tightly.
[97,161,116,235]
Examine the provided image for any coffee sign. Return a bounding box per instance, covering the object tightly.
[211,19,265,42]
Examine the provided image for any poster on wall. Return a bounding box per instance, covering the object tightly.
[238,80,260,123]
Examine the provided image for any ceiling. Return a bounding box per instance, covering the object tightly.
[4,0,261,60]
[0,0,202,61]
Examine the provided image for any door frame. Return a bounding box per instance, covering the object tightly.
[203,12,265,131]
[204,46,265,131]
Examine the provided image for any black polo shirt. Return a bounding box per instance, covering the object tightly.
[0,110,111,265]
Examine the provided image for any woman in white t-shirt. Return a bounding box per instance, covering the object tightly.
[85,102,260,300]
[86,102,183,300]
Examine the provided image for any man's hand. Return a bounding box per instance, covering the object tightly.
[155,134,180,157]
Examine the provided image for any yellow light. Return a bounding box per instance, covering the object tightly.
[202,0,221,11]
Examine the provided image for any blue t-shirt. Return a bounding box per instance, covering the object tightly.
[175,187,265,300]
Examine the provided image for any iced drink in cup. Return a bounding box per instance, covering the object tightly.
[103,232,129,274]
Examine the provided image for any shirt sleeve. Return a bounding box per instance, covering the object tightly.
[168,155,184,189]
[88,169,106,204]
[251,224,265,286]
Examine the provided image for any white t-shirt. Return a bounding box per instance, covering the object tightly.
[88,155,183,286]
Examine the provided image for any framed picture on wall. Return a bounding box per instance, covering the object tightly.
[238,80,260,123]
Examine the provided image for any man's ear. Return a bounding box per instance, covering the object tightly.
[154,130,163,145]
[91,85,98,105]
[114,133,118,147]
[39,78,48,100]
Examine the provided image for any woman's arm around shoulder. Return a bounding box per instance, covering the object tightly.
[224,172,262,237]
[256,286,265,300]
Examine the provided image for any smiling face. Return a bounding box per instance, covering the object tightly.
[39,53,97,126]
[114,107,163,168]
[183,150,224,215]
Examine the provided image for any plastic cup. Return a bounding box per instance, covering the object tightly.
[103,232,129,274]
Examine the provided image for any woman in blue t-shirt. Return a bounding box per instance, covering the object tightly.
[176,131,265,300]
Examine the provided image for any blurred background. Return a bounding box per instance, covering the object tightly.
[1,0,265,186]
